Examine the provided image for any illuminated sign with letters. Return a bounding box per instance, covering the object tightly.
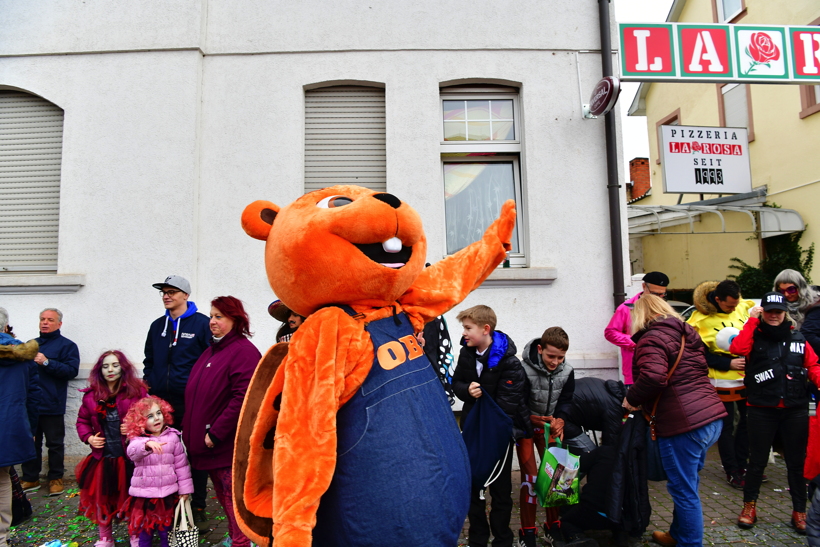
[620,23,820,83]
[659,125,752,194]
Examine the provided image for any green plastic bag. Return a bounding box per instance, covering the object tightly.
[534,438,580,507]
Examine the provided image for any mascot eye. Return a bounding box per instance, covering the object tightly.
[316,196,354,209]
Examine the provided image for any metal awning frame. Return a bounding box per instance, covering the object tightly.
[628,204,804,237]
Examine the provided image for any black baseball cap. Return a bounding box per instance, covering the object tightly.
[643,271,669,287]
[761,291,788,312]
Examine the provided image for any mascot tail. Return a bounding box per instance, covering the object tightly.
[233,343,289,547]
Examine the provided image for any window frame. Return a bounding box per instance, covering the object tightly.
[439,86,526,266]
[712,0,746,24]
[440,156,526,267]
[717,83,755,141]
[655,108,681,165]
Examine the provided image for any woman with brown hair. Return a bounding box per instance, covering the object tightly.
[623,295,726,547]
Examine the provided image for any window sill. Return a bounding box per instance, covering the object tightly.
[481,267,557,288]
[0,274,86,294]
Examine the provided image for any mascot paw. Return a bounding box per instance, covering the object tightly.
[715,326,740,352]
[494,199,517,251]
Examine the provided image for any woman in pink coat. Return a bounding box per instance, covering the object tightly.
[75,350,148,547]
[122,395,193,547]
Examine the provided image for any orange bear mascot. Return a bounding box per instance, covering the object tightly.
[234,185,516,546]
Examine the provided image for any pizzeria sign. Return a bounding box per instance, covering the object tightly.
[619,23,820,83]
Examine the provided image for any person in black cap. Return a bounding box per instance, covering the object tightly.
[727,291,820,534]
[269,300,306,343]
[604,271,669,386]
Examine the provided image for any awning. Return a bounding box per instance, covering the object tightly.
[628,189,805,238]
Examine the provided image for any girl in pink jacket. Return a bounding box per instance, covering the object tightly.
[76,350,148,547]
[122,396,194,547]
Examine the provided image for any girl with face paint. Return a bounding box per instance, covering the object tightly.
[121,396,193,547]
[75,351,148,547]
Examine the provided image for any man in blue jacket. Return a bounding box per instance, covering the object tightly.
[20,308,79,497]
[144,274,211,523]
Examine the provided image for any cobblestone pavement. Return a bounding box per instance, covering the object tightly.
[10,457,231,546]
[459,445,808,546]
[9,447,808,546]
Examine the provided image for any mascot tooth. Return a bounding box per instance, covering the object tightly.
[233,185,516,547]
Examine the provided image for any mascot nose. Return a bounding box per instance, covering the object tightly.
[372,193,402,209]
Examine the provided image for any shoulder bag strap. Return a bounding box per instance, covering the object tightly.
[645,333,686,440]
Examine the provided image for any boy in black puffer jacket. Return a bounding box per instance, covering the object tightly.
[452,305,531,547]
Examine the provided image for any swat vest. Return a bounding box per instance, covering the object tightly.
[745,329,810,408]
[313,306,470,546]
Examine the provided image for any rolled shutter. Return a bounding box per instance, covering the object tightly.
[304,86,386,192]
[0,91,63,272]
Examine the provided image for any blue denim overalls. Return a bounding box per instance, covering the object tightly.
[312,308,470,546]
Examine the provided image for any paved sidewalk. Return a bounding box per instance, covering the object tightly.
[10,456,231,546]
[9,446,809,546]
[459,445,808,546]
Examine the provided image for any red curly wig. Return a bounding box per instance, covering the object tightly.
[124,395,174,440]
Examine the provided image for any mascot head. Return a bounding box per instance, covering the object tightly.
[242,185,427,316]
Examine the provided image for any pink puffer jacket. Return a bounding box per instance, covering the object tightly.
[127,427,194,498]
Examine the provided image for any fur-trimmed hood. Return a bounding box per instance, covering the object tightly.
[692,280,720,315]
[0,339,39,362]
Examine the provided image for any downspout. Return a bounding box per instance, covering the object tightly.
[598,0,626,309]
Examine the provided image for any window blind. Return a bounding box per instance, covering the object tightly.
[304,86,386,192]
[0,91,64,272]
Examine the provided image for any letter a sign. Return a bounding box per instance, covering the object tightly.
[620,23,820,83]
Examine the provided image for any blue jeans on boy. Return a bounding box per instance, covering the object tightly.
[658,419,722,547]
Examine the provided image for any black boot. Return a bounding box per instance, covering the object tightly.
[519,528,538,547]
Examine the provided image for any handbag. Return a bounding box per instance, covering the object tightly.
[168,497,199,547]
[642,334,685,481]
[461,387,514,491]
[534,438,580,507]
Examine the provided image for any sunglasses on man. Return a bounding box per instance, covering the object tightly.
[777,286,798,296]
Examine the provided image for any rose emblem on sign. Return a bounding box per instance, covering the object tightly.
[739,30,785,76]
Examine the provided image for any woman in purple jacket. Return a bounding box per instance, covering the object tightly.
[75,350,148,547]
[624,295,726,547]
[183,296,261,547]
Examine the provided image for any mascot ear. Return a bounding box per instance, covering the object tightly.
[242,200,280,241]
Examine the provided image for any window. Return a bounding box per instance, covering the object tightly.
[440,85,525,266]
[719,83,754,140]
[800,84,820,119]
[655,108,680,165]
[304,85,385,193]
[0,90,64,273]
[713,0,745,23]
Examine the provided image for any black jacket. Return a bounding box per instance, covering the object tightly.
[606,413,651,537]
[143,302,211,399]
[802,306,820,357]
[565,378,626,446]
[746,328,811,407]
[452,330,532,440]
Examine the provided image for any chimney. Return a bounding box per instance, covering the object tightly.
[629,157,650,201]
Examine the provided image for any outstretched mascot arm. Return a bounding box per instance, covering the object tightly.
[272,307,373,546]
[400,199,516,329]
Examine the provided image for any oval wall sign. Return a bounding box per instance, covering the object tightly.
[589,76,621,116]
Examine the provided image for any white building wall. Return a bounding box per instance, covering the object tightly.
[0,0,628,455]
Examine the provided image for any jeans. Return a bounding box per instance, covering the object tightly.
[21,414,65,481]
[658,419,722,547]
[744,405,808,511]
[717,400,748,474]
